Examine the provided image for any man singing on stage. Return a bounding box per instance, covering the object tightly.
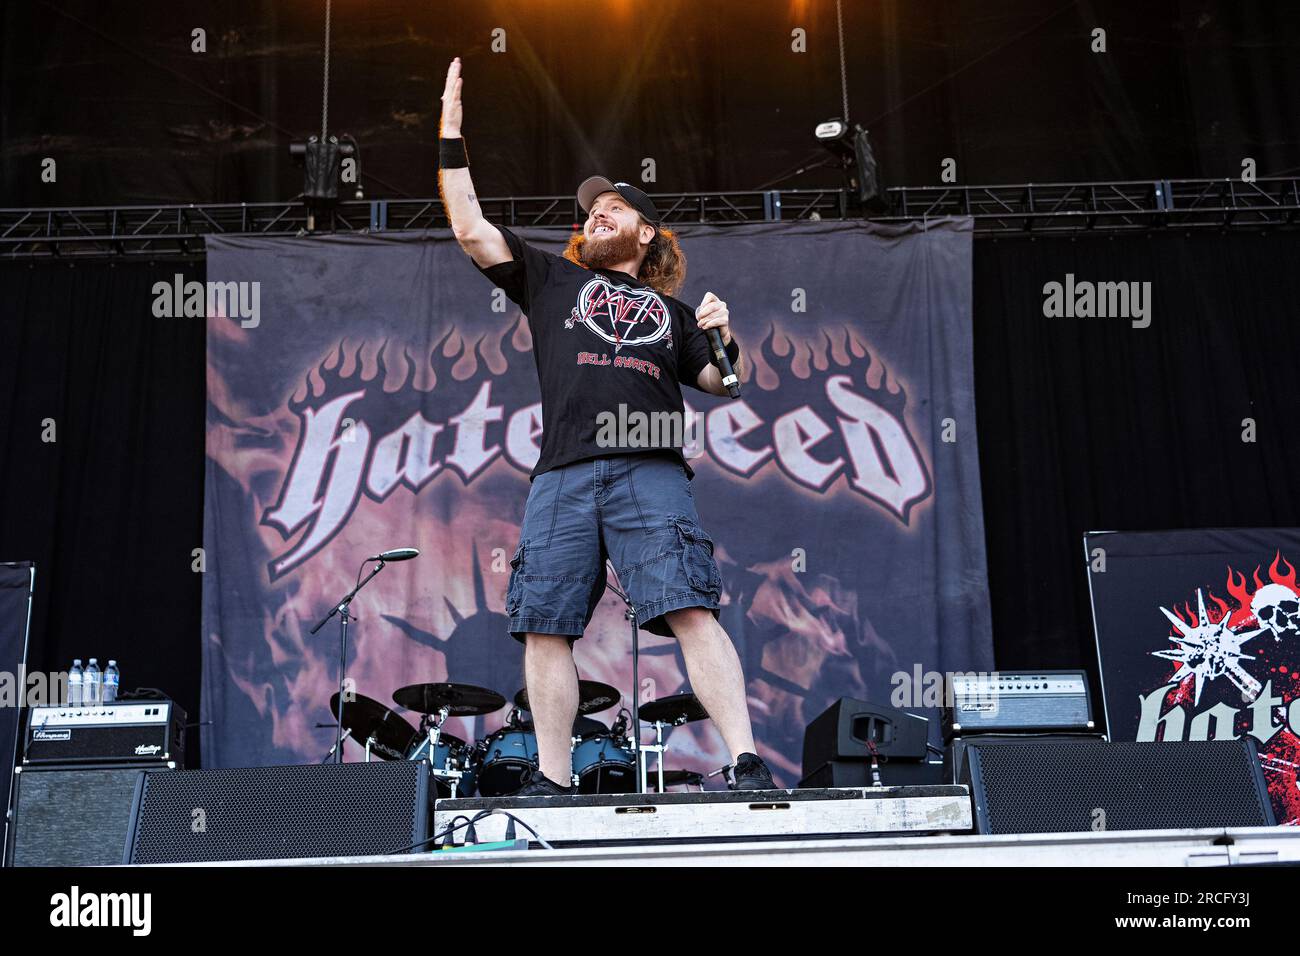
[436,57,776,795]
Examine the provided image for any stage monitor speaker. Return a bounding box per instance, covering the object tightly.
[802,697,928,776]
[7,766,149,867]
[961,738,1275,834]
[125,761,430,864]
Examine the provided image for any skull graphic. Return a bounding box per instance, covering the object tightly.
[1250,583,1300,641]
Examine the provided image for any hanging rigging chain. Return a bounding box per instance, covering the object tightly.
[321,0,332,140]
[836,0,849,123]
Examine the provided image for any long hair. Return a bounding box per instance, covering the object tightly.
[562,217,688,297]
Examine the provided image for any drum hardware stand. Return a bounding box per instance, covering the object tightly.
[410,704,465,798]
[640,719,673,794]
[355,722,387,763]
[569,732,583,790]
[318,725,355,763]
[641,718,717,792]
[628,609,644,794]
[310,556,394,764]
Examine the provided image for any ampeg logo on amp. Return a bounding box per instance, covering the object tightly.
[23,701,187,767]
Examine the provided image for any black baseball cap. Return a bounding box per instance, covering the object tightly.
[577,176,661,233]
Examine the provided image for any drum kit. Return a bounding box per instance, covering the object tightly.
[329,681,723,797]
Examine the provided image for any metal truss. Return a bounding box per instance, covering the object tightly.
[873,178,1300,236]
[2,178,1296,260]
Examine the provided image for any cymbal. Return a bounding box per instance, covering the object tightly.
[392,682,506,717]
[328,693,418,760]
[646,769,706,791]
[638,692,709,725]
[514,680,621,716]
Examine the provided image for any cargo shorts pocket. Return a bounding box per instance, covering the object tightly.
[505,542,526,616]
[672,516,721,598]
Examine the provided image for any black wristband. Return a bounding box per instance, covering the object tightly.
[723,336,740,365]
[439,137,468,169]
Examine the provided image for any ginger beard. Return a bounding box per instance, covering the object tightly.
[578,219,646,272]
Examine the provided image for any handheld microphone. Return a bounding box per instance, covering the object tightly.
[706,328,740,399]
[368,547,420,562]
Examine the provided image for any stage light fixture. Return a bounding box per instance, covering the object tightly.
[815,118,887,213]
[287,0,363,229]
[289,134,362,208]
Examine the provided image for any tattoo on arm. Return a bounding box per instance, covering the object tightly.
[467,193,475,203]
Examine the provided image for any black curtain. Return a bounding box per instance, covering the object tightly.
[974,232,1300,694]
[2,233,1298,760]
[0,260,205,764]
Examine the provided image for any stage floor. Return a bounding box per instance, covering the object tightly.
[148,826,1299,867]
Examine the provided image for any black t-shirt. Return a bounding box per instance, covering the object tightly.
[472,224,714,479]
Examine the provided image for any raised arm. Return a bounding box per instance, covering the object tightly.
[438,57,511,269]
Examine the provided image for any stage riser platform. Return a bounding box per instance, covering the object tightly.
[433,786,972,846]
[142,827,1300,867]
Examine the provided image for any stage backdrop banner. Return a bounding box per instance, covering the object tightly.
[1086,528,1300,826]
[202,219,991,783]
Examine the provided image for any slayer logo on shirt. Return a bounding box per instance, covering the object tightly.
[566,276,673,351]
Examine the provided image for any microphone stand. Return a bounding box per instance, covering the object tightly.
[602,564,645,794]
[310,558,390,764]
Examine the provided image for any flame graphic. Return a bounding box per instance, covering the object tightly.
[751,324,907,411]
[289,319,529,411]
[1223,552,1300,628]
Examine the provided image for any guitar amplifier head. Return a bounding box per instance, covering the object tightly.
[23,701,186,767]
[941,670,1096,741]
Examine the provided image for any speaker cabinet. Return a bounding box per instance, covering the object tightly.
[126,761,431,864]
[7,766,149,866]
[960,738,1275,834]
[802,697,929,775]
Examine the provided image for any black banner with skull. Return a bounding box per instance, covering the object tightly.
[1086,528,1300,825]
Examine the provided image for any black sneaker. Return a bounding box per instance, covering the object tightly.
[729,752,778,791]
[512,769,576,797]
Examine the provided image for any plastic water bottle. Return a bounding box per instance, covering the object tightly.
[84,658,102,706]
[103,661,120,703]
[68,660,83,706]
